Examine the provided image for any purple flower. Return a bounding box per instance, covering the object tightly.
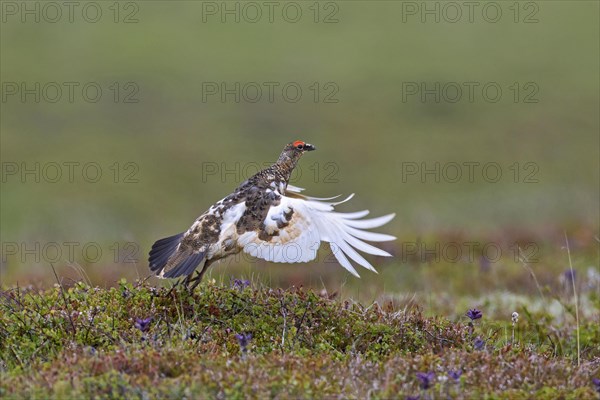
[416,371,435,390]
[134,317,152,332]
[563,269,576,283]
[466,308,483,321]
[231,278,250,290]
[405,396,420,400]
[473,337,485,350]
[235,332,252,352]
[448,370,462,382]
[592,378,600,393]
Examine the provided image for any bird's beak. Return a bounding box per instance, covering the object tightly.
[304,143,316,151]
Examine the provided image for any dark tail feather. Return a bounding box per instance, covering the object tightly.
[149,233,184,274]
[148,233,207,279]
[163,251,206,279]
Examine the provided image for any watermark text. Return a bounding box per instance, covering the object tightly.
[400,162,539,183]
[201,81,339,103]
[401,81,539,103]
[2,162,140,184]
[1,1,140,23]
[2,81,140,103]
[401,1,539,24]
[200,1,339,23]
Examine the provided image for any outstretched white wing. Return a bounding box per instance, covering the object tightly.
[236,193,395,277]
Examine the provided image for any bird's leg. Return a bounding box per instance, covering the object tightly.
[164,276,186,297]
[182,273,195,287]
[180,271,197,292]
[187,260,215,292]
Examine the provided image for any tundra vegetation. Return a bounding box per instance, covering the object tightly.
[1,229,599,399]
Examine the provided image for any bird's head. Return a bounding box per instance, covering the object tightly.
[277,140,316,166]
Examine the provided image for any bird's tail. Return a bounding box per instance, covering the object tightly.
[148,233,206,279]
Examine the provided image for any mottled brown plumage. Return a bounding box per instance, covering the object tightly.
[149,141,316,287]
[149,140,395,290]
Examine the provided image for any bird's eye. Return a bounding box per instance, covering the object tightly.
[296,144,304,150]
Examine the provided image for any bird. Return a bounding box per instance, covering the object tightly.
[148,140,395,290]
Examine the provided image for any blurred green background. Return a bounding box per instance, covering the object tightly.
[1,1,598,297]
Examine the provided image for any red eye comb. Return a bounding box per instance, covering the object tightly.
[293,140,305,147]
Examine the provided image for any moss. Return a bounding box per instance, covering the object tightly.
[1,282,598,398]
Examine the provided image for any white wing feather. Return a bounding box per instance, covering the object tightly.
[286,184,305,193]
[239,193,395,277]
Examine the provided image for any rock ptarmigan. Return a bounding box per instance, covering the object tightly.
[149,140,395,289]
